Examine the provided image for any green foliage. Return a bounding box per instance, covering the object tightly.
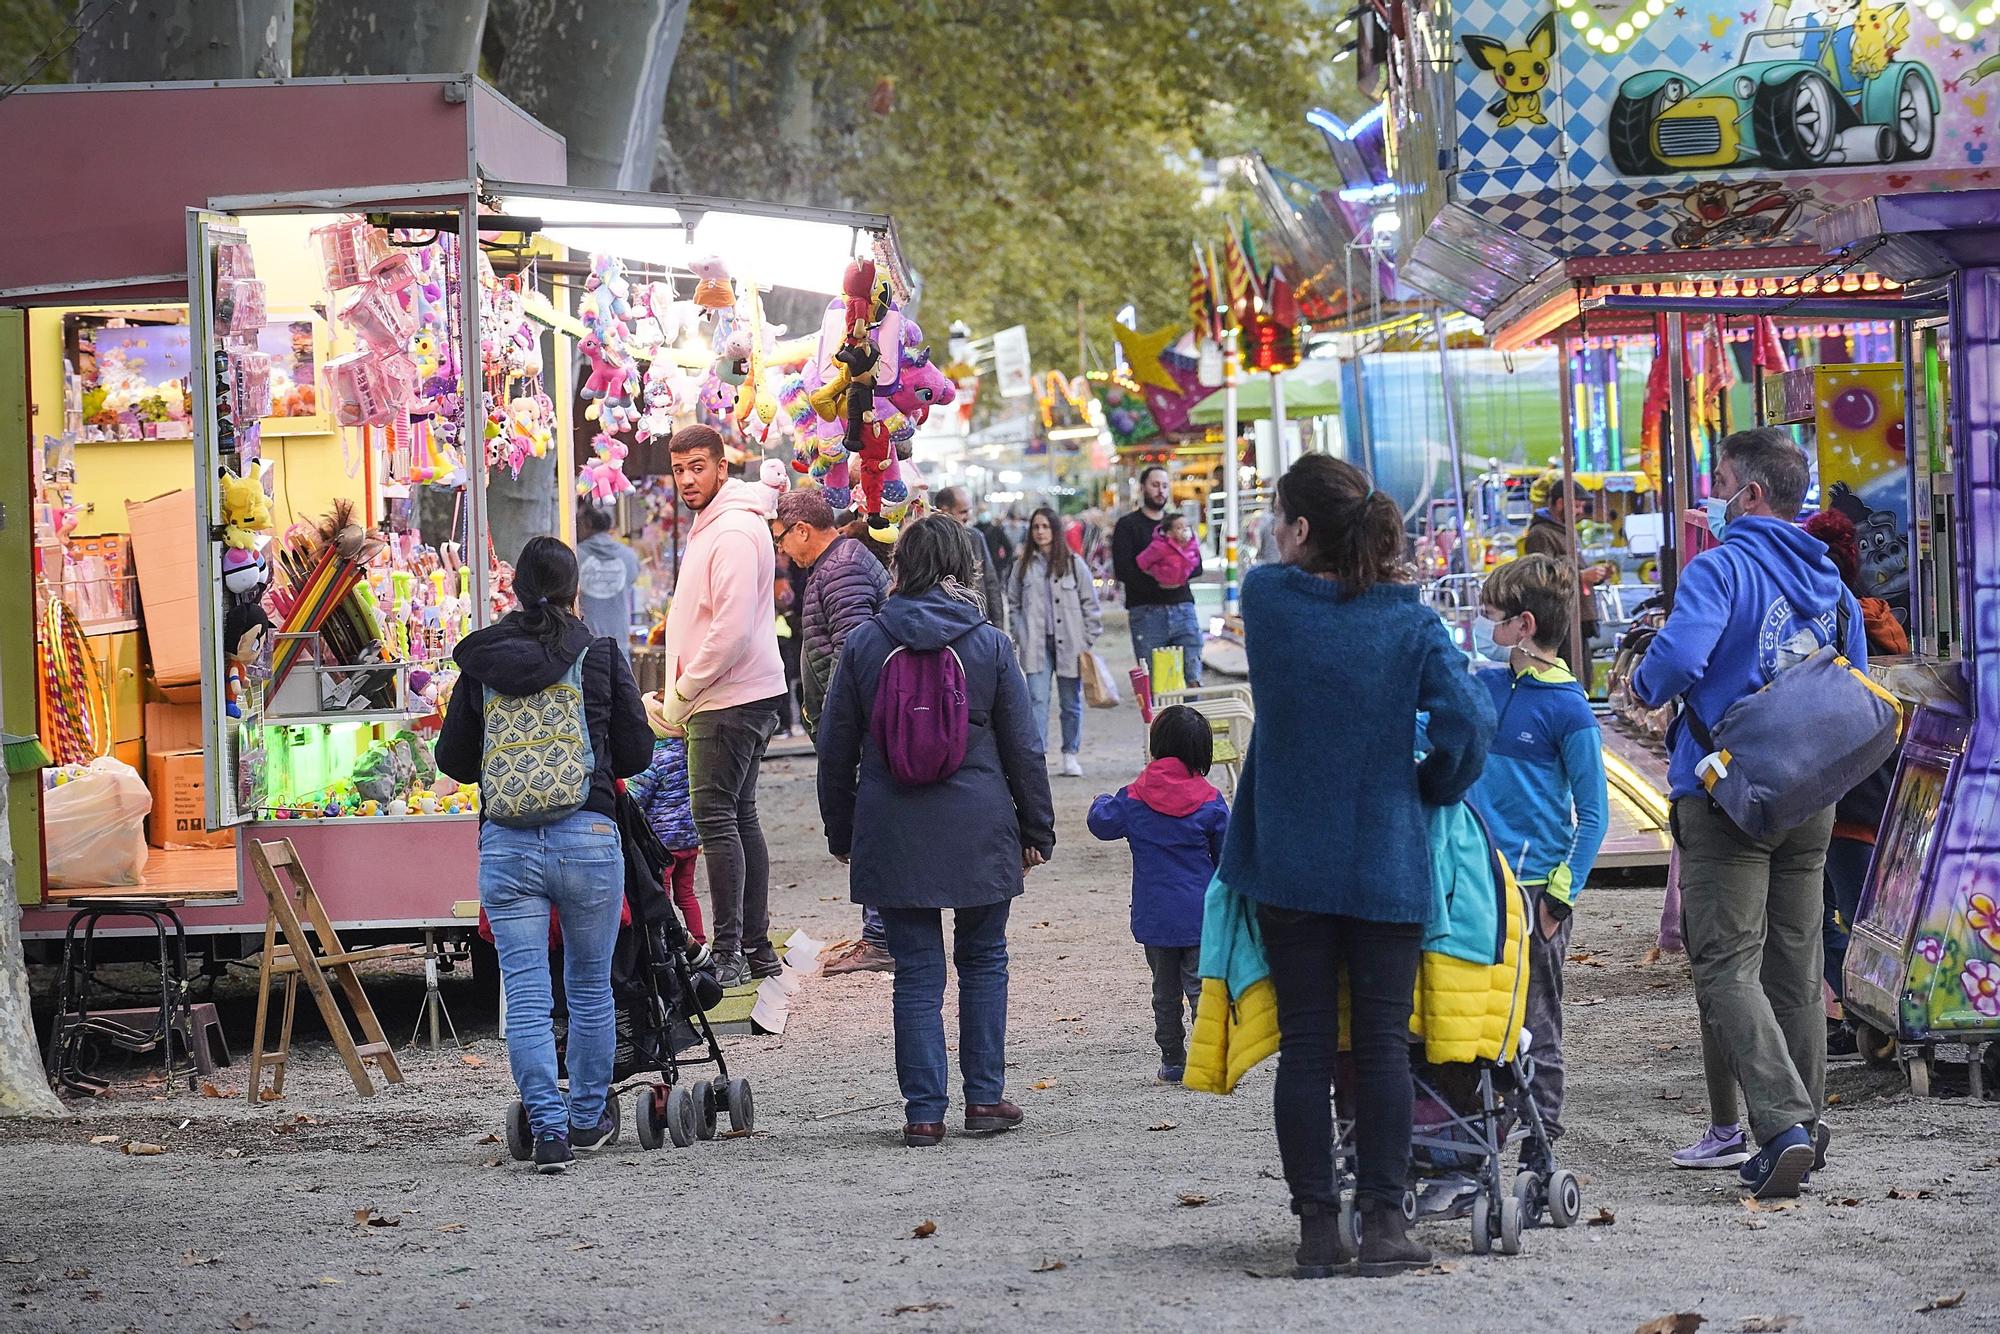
[0,0,76,87]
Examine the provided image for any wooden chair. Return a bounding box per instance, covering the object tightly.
[247,838,412,1105]
[1146,681,1255,796]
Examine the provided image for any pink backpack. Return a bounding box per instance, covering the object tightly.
[870,635,971,787]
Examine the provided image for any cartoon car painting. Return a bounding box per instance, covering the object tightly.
[1609,25,1939,174]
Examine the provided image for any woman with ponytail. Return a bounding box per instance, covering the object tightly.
[437,536,652,1174]
[1216,454,1494,1276]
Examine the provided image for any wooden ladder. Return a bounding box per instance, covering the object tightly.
[247,838,411,1105]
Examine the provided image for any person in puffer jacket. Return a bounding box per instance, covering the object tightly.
[1087,706,1229,1085]
[774,488,890,735]
[629,691,705,944]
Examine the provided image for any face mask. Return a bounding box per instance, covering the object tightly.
[1470,613,1512,663]
[1704,485,1748,542]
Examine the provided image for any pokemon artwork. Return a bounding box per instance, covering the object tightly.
[1462,14,1558,126]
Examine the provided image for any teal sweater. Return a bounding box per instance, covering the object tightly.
[1466,662,1607,912]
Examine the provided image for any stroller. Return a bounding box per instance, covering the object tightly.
[503,790,754,1160]
[1330,807,1584,1256]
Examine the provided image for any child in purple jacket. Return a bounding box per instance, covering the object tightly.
[1087,706,1230,1084]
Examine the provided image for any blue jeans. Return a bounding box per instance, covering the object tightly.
[1128,601,1204,687]
[1023,636,1083,756]
[480,810,625,1138]
[862,905,887,947]
[878,901,1012,1123]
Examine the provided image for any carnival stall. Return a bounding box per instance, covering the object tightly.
[2,81,907,967]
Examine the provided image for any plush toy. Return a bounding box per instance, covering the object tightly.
[221,545,269,602]
[220,468,274,550]
[637,361,686,442]
[579,333,627,403]
[578,433,634,501]
[689,254,735,310]
[756,458,789,515]
[223,602,271,720]
[585,253,632,322]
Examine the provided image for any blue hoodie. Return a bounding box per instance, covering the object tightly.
[1088,757,1230,948]
[1467,662,1607,911]
[1631,514,1866,798]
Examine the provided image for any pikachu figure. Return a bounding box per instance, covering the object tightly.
[1463,14,1557,127]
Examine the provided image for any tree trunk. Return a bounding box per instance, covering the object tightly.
[495,0,689,189]
[0,732,59,1114]
[301,0,490,76]
[71,0,293,82]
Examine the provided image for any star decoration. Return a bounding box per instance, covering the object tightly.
[1700,39,1713,50]
[1675,5,1686,14]
[1114,324,1187,395]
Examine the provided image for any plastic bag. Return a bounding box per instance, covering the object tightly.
[1080,649,1121,709]
[44,758,152,888]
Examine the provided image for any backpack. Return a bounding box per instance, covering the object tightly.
[870,633,971,787]
[1681,601,1903,840]
[479,646,597,827]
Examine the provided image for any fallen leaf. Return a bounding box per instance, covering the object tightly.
[1656,1090,1684,1101]
[359,1136,382,1150]
[122,1142,165,1156]
[352,1268,382,1277]
[1635,1316,1706,1334]
[352,1208,400,1229]
[1916,1291,1966,1313]
[200,1081,236,1099]
[1640,946,1664,965]
[1032,921,1052,929]
[461,1054,486,1068]
[1031,1257,1066,1273]
[314,1277,343,1287]
[291,1114,320,1125]
[1588,1207,1616,1227]
[435,1223,466,1234]
[568,1242,596,1252]
[1574,997,1606,1007]
[1148,1120,1179,1132]
[476,1132,501,1145]
[1741,1218,1768,1231]
[257,1088,283,1102]
[1827,1197,1862,1208]
[1654,1044,1681,1053]
[889,1303,950,1316]
[1888,1187,1936,1201]
[1734,1318,1797,1332]
[221,1148,244,1159]
[456,1301,474,1310]
[1176,1192,1209,1207]
[1825,1093,1842,1105]
[231,1315,260,1331]
[479,1157,502,1168]
[911,1220,937,1239]
[1053,1014,1083,1022]
[63,1268,90,1280]
[81,1289,104,1301]
[1028,1078,1057,1090]
[87,1135,118,1145]
[181,1252,220,1267]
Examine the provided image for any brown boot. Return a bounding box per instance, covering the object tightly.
[1357,1198,1431,1276]
[826,941,895,975]
[1293,1203,1354,1278]
[904,1123,945,1147]
[963,1100,1023,1134]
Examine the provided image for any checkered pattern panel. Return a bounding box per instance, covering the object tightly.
[1459,181,1684,253]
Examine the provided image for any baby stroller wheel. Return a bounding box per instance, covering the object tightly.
[1338,1196,1361,1258]
[1498,1190,1524,1255]
[1512,1171,1541,1229]
[1546,1169,1581,1228]
[726,1077,756,1134]
[1469,1190,1493,1255]
[1400,1188,1417,1223]
[694,1081,719,1141]
[504,1100,532,1163]
[635,1087,667,1151]
[666,1083,698,1148]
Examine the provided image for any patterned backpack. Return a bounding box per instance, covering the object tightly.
[479,648,596,827]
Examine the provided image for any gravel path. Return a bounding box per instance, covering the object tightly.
[2,691,1994,1333]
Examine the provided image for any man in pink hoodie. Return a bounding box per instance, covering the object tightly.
[661,425,792,987]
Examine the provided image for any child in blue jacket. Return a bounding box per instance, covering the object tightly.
[1466,556,1607,1160]
[630,691,705,944]
[1088,706,1230,1084]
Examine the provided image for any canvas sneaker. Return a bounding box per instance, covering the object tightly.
[1061,754,1084,778]
[533,1132,574,1175]
[1671,1123,1753,1170]
[1739,1124,1815,1199]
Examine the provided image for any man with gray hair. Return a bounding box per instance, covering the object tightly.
[771,485,894,973]
[933,485,1006,630]
[1632,428,1867,1199]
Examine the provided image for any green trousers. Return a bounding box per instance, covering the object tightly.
[1673,796,1833,1146]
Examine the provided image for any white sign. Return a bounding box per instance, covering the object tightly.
[993,325,1033,398]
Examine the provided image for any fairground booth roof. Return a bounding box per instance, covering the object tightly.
[1374,0,1996,327]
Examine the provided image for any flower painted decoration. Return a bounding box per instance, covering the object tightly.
[1961,959,2000,1019]
[1916,936,1946,964]
[1966,892,2000,955]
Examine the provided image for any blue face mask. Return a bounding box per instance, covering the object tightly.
[1704,485,1748,542]
[1470,613,1512,663]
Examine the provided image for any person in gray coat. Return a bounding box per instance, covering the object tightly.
[816,516,1056,1148]
[1005,507,1104,777]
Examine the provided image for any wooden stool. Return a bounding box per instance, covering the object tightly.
[247,839,412,1104]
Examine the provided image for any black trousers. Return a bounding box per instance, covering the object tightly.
[1143,945,1200,1064]
[1257,905,1423,1211]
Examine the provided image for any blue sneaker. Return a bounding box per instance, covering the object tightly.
[1157,1063,1186,1084]
[1739,1124,1814,1199]
[570,1106,620,1154]
[533,1132,574,1175]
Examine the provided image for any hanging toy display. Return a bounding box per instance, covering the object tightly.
[578,433,635,502]
[578,253,643,449]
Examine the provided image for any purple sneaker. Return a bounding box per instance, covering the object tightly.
[1672,1123,1752,1169]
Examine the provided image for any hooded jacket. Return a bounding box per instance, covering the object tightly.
[1087,757,1229,947]
[815,587,1056,909]
[436,613,653,819]
[1631,514,1866,798]
[799,534,889,730]
[575,531,640,655]
[659,478,789,727]
[1467,662,1607,913]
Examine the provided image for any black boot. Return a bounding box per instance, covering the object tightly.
[1358,1198,1431,1277]
[1294,1202,1353,1278]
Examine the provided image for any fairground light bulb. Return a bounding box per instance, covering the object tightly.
[1647,0,1666,12]
[1616,21,1633,38]
[1633,11,1651,29]
[1571,10,1591,26]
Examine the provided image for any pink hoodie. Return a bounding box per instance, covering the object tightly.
[660,478,788,726]
[1136,529,1200,588]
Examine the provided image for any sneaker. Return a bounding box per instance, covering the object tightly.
[826,941,895,975]
[1827,1020,1859,1058]
[1060,753,1084,778]
[533,1132,573,1175]
[682,939,712,970]
[712,952,750,988]
[1812,1120,1831,1172]
[1672,1123,1752,1170]
[747,947,784,980]
[1416,1172,1480,1220]
[1156,1063,1186,1084]
[1739,1124,1814,1199]
[570,1107,619,1154]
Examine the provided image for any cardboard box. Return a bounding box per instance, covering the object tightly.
[145,749,234,850]
[125,489,201,688]
[144,701,204,754]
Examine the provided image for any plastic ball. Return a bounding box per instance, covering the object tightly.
[1830,387,1878,431]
